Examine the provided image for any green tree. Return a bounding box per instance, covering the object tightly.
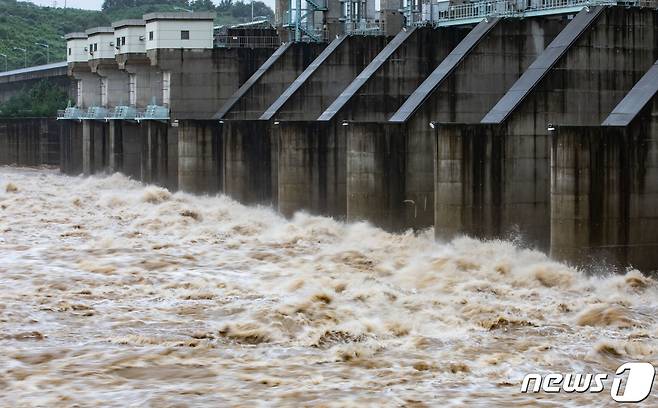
[217,0,233,12]
[0,79,71,118]
[231,1,273,20]
[102,0,192,11]
[190,0,216,10]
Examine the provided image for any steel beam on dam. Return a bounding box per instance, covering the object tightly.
[434,6,658,251]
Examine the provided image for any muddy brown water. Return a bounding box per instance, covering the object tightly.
[1,167,657,407]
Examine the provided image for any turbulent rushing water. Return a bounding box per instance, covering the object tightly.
[1,167,658,407]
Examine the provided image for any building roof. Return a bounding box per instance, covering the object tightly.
[143,12,216,22]
[113,19,146,29]
[86,26,114,36]
[64,32,87,40]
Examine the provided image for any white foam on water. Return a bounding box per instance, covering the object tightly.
[1,166,658,407]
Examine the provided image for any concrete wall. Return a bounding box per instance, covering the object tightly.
[222,120,277,205]
[178,119,221,194]
[272,36,389,121]
[551,95,658,271]
[346,122,408,230]
[109,120,177,189]
[149,48,276,119]
[82,120,110,175]
[0,118,60,167]
[435,7,658,250]
[60,121,83,175]
[434,123,508,239]
[215,43,326,205]
[406,17,566,230]
[275,121,346,218]
[70,64,101,109]
[92,61,131,107]
[345,18,565,231]
[336,27,468,122]
[222,43,326,120]
[117,54,163,108]
[274,28,466,220]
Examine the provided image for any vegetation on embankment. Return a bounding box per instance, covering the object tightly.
[0,79,71,118]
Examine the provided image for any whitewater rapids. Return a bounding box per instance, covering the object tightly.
[1,166,657,407]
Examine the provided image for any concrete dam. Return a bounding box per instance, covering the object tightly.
[1,2,658,271]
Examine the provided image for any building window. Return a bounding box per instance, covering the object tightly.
[122,37,126,46]
[149,31,154,41]
[68,48,71,56]
[94,43,98,52]
[181,30,190,40]
[116,37,121,48]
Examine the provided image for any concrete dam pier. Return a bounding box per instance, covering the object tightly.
[1,3,658,271]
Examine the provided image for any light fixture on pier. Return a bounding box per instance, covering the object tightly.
[274,121,280,125]
[429,121,436,129]
[547,124,556,131]
[342,121,349,126]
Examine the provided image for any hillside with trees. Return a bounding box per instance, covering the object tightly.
[0,0,274,117]
[0,0,274,70]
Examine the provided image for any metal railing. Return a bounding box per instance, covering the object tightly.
[215,35,282,48]
[345,21,386,35]
[404,0,655,27]
[58,105,169,121]
[433,0,514,22]
[106,106,138,120]
[87,106,110,120]
[136,105,169,122]
[283,8,328,42]
[57,106,109,120]
[57,107,86,120]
